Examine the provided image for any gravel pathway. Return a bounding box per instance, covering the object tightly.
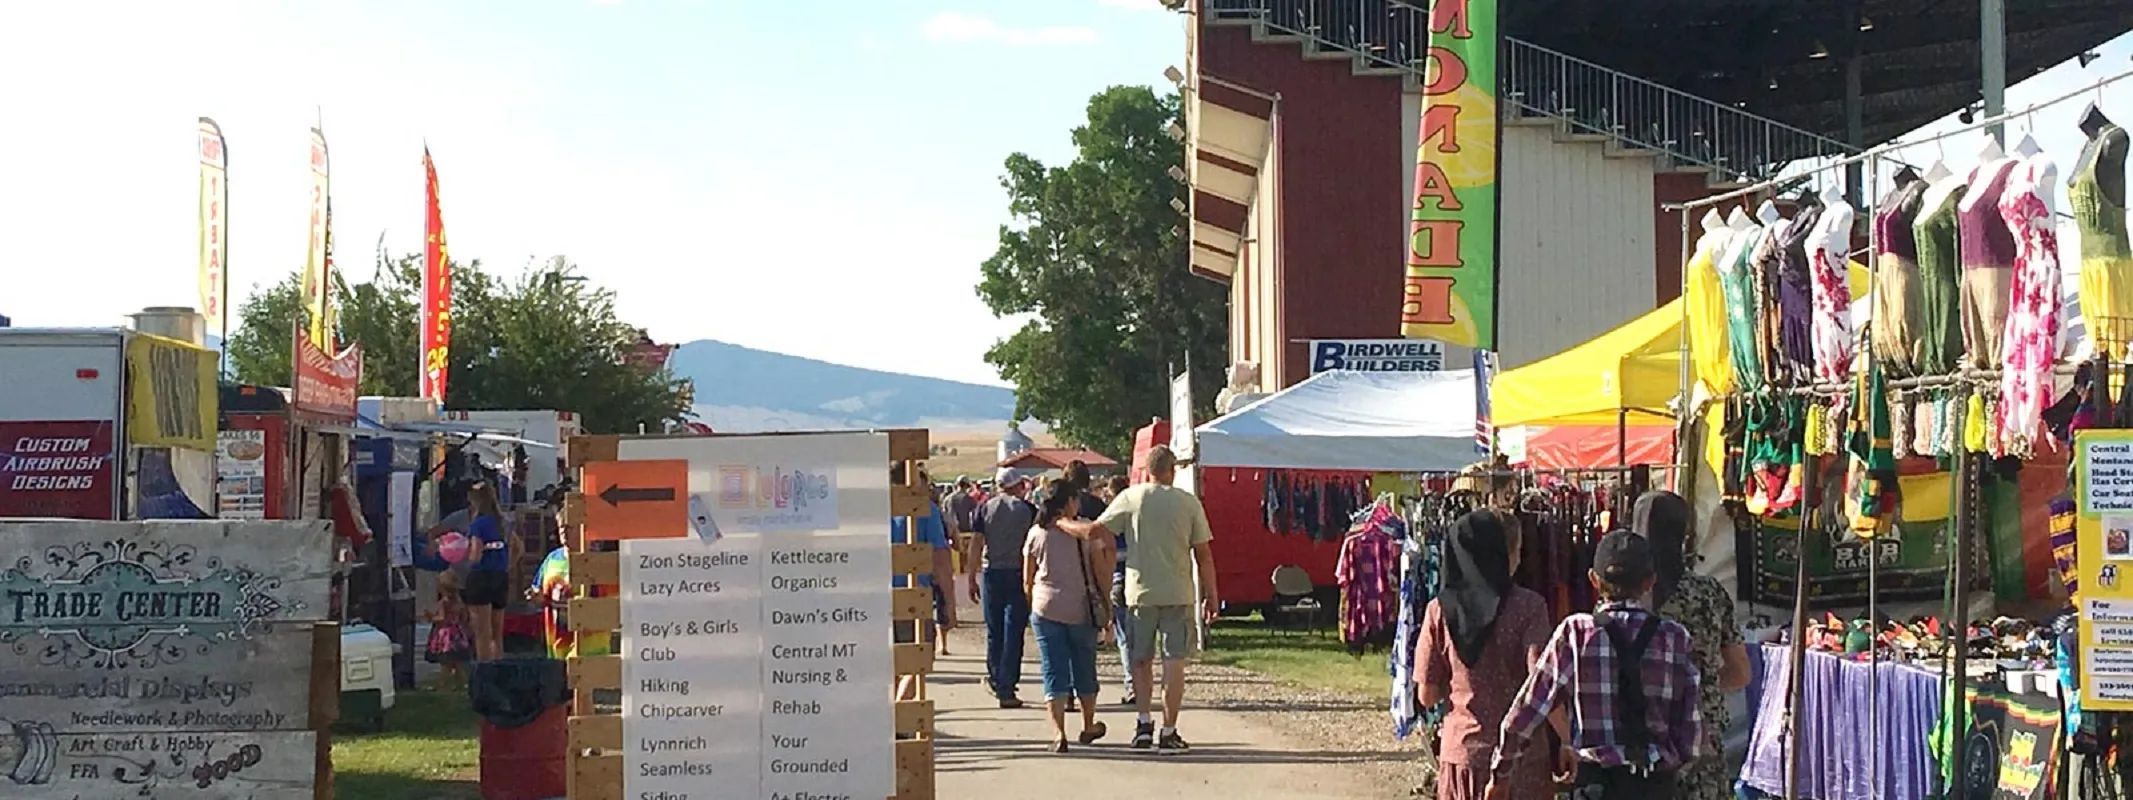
[942,625,1432,797]
[1096,646,1432,796]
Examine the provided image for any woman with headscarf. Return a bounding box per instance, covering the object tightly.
[1415,510,1556,799]
[1635,490,1751,800]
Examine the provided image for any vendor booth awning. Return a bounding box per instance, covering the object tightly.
[1495,262,1873,428]
[1185,75,1275,282]
[1492,299,1685,428]
[1194,369,1479,473]
[315,417,556,448]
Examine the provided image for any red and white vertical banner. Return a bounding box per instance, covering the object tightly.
[196,118,228,334]
[302,127,332,346]
[420,147,453,403]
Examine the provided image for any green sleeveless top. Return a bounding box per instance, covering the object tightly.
[2070,123,2131,262]
[1912,186,1967,376]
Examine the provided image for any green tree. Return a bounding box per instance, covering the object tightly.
[977,86,1227,455]
[226,255,692,435]
[224,254,420,397]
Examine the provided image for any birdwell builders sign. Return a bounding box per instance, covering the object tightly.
[0,520,332,799]
[1308,339,1447,373]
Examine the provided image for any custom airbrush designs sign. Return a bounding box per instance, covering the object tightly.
[0,520,330,799]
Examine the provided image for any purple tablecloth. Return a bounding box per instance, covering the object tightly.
[1741,645,1942,800]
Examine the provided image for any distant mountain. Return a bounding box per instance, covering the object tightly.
[666,340,1017,433]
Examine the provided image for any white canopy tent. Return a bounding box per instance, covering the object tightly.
[1193,369,1481,473]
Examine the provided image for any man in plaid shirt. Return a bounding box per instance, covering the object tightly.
[1486,530,1701,800]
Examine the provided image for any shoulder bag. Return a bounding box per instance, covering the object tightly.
[1073,534,1113,634]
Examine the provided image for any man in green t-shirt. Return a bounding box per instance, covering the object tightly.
[1060,445,1216,754]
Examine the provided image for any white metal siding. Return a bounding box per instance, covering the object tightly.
[1494,123,1659,367]
[0,331,126,422]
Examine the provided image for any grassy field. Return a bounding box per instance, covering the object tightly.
[921,429,1060,483]
[333,685,482,800]
[1201,614,1392,697]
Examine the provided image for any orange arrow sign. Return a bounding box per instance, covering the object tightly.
[582,459,688,541]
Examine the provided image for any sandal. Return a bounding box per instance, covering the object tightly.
[1050,738,1070,754]
[1078,721,1108,745]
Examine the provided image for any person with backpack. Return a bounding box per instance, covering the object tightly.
[1485,530,1701,800]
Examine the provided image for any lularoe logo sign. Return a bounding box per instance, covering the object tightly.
[715,466,831,512]
[711,465,837,533]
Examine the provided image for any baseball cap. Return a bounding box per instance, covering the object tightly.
[1593,530,1654,587]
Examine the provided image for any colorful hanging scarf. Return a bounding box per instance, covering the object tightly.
[1845,361,1899,534]
[2051,496,2079,598]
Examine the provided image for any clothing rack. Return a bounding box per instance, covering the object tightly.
[1663,65,2133,800]
[1667,64,2132,800]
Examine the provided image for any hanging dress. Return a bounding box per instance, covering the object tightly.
[1751,219,1791,388]
[2072,123,2133,362]
[1719,220,1768,391]
[1686,215,1738,396]
[1872,179,1929,377]
[1775,205,1823,385]
[1809,197,1856,383]
[1958,158,2021,368]
[1913,178,1969,375]
[1995,155,2063,458]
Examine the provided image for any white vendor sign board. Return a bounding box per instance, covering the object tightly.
[613,433,895,799]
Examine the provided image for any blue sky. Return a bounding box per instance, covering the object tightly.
[0,2,2125,386]
[0,0,1181,385]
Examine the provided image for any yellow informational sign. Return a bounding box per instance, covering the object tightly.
[125,333,218,452]
[2076,429,2133,710]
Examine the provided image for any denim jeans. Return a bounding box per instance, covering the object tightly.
[980,568,1029,699]
[1031,615,1099,700]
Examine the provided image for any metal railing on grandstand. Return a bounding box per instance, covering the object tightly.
[1202,0,1858,183]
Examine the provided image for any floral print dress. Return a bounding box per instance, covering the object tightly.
[1994,154,2063,458]
[1809,198,1856,384]
[1657,573,1744,800]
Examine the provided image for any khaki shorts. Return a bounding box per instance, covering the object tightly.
[1125,605,1196,664]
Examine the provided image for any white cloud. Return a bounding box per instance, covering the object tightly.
[1096,0,1165,9]
[919,12,1099,46]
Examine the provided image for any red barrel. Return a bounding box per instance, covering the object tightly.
[479,705,567,800]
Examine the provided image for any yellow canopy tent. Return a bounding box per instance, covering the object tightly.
[1493,300,1685,427]
[1493,262,1871,428]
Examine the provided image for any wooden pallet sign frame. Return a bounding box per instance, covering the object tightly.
[561,429,936,800]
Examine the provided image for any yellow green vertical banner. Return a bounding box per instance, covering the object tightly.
[1401,0,1498,350]
[125,333,219,452]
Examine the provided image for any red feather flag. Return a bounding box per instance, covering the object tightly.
[420,148,452,402]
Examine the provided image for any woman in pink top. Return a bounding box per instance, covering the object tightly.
[1416,510,1559,799]
[1024,481,1115,753]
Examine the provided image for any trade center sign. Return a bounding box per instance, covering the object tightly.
[1308,339,1447,373]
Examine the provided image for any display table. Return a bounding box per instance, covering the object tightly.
[1740,645,1942,800]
